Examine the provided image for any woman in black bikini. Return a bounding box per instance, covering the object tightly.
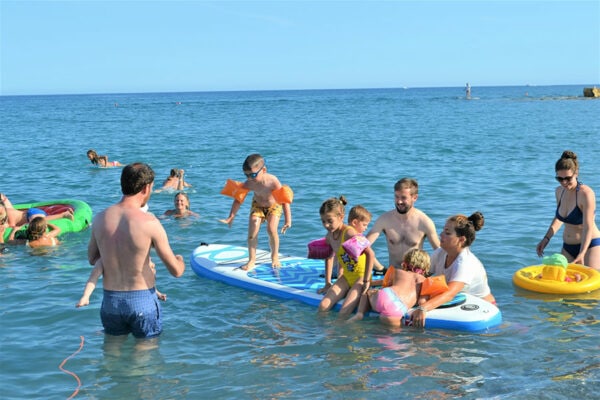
[536,150,600,269]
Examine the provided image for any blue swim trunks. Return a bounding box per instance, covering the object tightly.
[26,208,47,221]
[101,288,162,338]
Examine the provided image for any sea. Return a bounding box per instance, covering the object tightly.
[0,85,599,399]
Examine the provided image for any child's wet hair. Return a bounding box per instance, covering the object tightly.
[243,153,264,171]
[402,249,431,276]
[348,205,371,222]
[320,195,348,216]
[26,217,48,241]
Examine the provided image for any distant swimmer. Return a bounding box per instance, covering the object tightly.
[465,83,471,99]
[87,149,123,168]
[158,168,192,191]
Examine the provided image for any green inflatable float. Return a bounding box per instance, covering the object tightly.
[2,199,92,241]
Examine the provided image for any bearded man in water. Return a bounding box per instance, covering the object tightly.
[367,177,440,268]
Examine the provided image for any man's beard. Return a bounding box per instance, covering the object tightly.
[395,204,411,215]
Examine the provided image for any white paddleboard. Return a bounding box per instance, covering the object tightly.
[190,243,502,332]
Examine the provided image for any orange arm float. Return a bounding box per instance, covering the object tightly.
[420,275,449,296]
[272,185,294,204]
[220,179,249,203]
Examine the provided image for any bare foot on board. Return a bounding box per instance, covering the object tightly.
[240,261,256,271]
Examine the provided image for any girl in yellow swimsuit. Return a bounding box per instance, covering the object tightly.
[317,196,375,319]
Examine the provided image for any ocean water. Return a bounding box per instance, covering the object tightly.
[1,85,599,399]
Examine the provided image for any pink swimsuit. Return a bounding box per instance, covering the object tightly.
[376,287,409,317]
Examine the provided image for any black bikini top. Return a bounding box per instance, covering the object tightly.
[555,182,583,225]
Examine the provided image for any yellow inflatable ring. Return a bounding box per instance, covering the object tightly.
[513,263,600,294]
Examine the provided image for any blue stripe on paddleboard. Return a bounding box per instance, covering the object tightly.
[253,259,325,292]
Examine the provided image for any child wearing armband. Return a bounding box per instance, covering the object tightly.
[346,205,386,274]
[316,197,375,318]
[332,204,374,279]
[347,249,433,327]
[219,153,292,271]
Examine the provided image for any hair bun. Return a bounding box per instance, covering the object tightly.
[468,211,485,231]
[561,150,577,160]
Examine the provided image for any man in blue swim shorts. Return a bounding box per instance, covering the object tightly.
[88,163,185,339]
[101,288,162,338]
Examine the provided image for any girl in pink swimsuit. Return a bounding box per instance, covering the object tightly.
[348,249,430,327]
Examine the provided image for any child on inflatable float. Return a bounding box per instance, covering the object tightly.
[6,211,62,248]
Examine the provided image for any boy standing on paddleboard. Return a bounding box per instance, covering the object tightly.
[220,153,292,271]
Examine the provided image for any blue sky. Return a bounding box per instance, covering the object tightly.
[1,1,598,95]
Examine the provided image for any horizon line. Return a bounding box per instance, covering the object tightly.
[1,83,598,98]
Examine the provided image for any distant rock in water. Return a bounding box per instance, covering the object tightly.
[583,87,600,97]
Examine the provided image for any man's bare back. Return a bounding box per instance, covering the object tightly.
[90,206,157,290]
[88,167,185,291]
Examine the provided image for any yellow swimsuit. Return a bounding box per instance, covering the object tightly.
[336,228,366,287]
